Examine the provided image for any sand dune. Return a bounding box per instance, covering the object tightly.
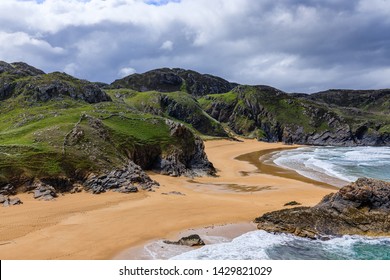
[0,139,335,259]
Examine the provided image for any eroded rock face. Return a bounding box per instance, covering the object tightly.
[84,161,159,194]
[255,178,390,239]
[154,120,216,177]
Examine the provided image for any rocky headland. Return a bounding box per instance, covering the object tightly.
[255,178,390,239]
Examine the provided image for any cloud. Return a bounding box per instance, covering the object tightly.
[1,0,390,93]
[118,67,137,77]
[160,40,173,51]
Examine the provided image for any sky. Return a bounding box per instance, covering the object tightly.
[1,0,390,93]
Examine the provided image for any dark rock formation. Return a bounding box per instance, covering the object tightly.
[1,62,111,103]
[31,180,58,201]
[84,161,158,194]
[0,184,16,196]
[164,234,205,246]
[153,120,216,177]
[111,68,236,97]
[15,72,112,103]
[255,178,390,239]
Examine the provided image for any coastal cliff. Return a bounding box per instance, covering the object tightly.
[255,178,390,239]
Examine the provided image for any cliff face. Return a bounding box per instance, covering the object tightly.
[199,86,390,146]
[255,178,390,239]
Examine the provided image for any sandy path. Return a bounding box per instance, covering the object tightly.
[0,139,335,259]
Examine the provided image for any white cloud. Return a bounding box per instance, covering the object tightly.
[118,67,136,77]
[160,40,173,51]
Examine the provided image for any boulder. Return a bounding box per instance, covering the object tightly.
[2,196,22,207]
[164,234,205,246]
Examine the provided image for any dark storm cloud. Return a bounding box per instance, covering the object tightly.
[1,0,390,92]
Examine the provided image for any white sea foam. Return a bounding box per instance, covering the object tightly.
[170,231,390,260]
[272,146,390,186]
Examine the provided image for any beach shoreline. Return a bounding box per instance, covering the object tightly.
[0,139,336,260]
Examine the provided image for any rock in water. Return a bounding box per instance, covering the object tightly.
[255,178,390,239]
[163,234,205,246]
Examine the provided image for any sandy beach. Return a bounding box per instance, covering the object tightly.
[0,139,337,260]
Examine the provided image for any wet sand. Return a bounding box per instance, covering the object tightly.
[0,139,337,259]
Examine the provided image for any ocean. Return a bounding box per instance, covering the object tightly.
[271,146,390,187]
[169,146,390,260]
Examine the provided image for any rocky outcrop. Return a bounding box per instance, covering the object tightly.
[84,161,159,194]
[111,68,236,97]
[153,120,216,177]
[255,178,390,239]
[0,184,16,196]
[164,234,205,246]
[15,72,112,103]
[1,195,23,207]
[30,180,58,201]
[1,62,111,103]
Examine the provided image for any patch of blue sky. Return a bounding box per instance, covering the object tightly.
[145,0,181,6]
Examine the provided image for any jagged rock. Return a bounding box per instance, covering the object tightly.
[84,161,157,194]
[9,197,22,205]
[154,120,216,177]
[69,184,83,194]
[2,196,22,207]
[31,180,58,200]
[163,234,205,246]
[255,178,390,239]
[0,184,16,196]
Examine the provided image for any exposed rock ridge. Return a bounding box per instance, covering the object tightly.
[110,68,237,97]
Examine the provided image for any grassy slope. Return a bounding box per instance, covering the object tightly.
[105,89,227,137]
[0,90,174,184]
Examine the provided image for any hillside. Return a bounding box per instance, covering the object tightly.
[0,62,215,196]
[1,61,390,196]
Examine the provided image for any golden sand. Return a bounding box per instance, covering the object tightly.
[0,139,336,259]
